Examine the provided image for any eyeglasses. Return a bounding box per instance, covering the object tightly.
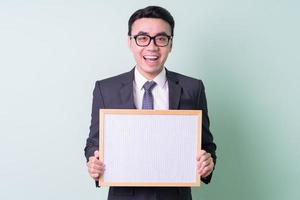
[130,34,172,47]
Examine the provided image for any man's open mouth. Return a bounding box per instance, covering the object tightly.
[143,55,159,61]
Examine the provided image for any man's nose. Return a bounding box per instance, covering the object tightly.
[147,38,159,50]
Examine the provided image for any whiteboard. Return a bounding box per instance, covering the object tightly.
[99,109,202,187]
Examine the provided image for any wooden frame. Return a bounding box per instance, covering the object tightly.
[99,109,202,187]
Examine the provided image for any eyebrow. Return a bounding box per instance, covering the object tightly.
[135,31,170,36]
[136,31,148,35]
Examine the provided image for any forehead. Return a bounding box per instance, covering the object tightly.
[131,18,171,35]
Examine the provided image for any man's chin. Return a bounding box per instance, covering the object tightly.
[145,67,164,75]
[136,65,163,78]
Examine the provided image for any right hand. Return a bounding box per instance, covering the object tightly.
[87,150,105,180]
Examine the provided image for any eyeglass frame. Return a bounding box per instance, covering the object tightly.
[130,33,173,47]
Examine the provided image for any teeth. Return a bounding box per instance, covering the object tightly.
[144,55,159,60]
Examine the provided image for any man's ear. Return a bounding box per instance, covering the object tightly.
[128,36,132,49]
[169,39,173,52]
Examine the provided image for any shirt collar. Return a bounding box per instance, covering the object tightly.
[134,67,167,90]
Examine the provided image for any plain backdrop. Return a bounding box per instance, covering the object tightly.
[0,0,299,199]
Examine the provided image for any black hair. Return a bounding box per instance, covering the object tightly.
[128,6,175,36]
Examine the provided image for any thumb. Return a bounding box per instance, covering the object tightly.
[94,150,99,159]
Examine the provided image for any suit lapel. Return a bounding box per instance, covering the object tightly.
[119,68,136,109]
[166,69,182,110]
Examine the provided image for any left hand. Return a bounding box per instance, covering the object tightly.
[196,150,214,178]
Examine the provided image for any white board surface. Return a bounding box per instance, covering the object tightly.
[99,109,202,187]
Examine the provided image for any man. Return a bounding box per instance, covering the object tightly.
[84,6,217,200]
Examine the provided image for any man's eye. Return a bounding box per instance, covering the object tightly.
[137,36,148,41]
[156,36,167,42]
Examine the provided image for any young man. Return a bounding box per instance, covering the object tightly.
[85,6,217,200]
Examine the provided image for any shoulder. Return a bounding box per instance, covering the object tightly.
[95,69,134,88]
[166,69,204,90]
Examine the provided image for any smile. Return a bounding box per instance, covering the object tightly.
[143,55,159,61]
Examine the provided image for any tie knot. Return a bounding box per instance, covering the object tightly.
[143,81,156,91]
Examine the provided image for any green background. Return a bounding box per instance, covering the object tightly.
[0,0,299,199]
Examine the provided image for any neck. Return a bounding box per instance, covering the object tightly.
[136,66,164,80]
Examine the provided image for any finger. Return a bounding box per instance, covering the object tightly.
[196,158,206,170]
[198,157,212,174]
[200,162,214,177]
[196,152,201,161]
[88,155,104,164]
[88,155,94,161]
[91,171,105,181]
[87,164,105,178]
[197,150,206,158]
[90,173,100,179]
[199,152,211,165]
[88,164,104,173]
[89,155,101,163]
[197,150,210,161]
[199,157,212,172]
[94,150,99,159]
[197,152,210,170]
[90,166,105,178]
[88,161,105,171]
[199,160,214,176]
[89,170,103,177]
[88,167,105,177]
[87,160,103,170]
[197,162,201,170]
[201,149,207,154]
[201,170,211,178]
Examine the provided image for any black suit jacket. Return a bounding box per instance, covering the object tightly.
[84,68,217,200]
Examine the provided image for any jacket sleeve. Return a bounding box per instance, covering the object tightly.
[84,81,105,187]
[197,80,217,184]
[84,81,105,160]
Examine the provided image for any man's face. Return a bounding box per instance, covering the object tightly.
[128,18,172,80]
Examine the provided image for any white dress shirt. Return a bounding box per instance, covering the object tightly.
[133,67,169,110]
